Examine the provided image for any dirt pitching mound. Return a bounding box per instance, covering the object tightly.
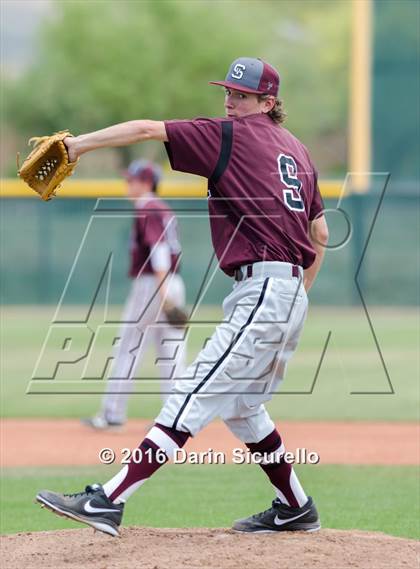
[1,527,418,569]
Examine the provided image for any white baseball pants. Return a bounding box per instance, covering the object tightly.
[156,262,308,443]
[102,273,186,424]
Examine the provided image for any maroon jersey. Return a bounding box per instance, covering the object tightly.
[164,113,323,275]
[129,195,181,277]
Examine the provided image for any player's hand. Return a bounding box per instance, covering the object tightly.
[64,136,78,163]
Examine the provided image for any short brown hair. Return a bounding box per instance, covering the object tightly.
[258,95,287,124]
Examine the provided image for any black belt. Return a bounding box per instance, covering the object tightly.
[233,264,300,281]
[234,265,253,281]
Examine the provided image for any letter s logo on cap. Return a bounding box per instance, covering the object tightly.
[231,64,245,79]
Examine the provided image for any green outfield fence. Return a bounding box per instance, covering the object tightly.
[372,0,419,182]
[0,189,418,306]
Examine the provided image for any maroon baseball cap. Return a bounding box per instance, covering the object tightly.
[210,57,280,97]
[124,159,162,186]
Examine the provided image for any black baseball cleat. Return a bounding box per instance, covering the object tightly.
[36,483,124,537]
[232,496,320,533]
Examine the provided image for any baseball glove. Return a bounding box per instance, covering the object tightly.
[17,130,78,201]
[163,301,188,328]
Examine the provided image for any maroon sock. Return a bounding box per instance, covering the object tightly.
[105,423,190,503]
[246,429,305,508]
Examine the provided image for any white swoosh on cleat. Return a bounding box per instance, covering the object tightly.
[83,500,117,514]
[274,509,309,526]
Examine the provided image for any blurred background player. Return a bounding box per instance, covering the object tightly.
[83,159,186,430]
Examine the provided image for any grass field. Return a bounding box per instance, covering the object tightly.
[1,464,419,539]
[1,305,419,541]
[1,305,418,421]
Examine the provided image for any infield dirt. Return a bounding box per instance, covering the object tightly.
[2,419,419,467]
[2,419,419,568]
[1,527,419,569]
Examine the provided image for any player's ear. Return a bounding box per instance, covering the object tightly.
[258,94,275,114]
[264,96,276,113]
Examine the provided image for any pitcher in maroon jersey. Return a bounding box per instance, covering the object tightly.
[37,57,328,536]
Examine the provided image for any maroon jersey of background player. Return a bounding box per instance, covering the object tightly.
[164,113,323,276]
[129,195,181,277]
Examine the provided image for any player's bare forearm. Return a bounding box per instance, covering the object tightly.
[304,215,329,292]
[64,121,167,162]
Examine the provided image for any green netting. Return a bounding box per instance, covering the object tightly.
[372,0,419,184]
[1,194,417,306]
